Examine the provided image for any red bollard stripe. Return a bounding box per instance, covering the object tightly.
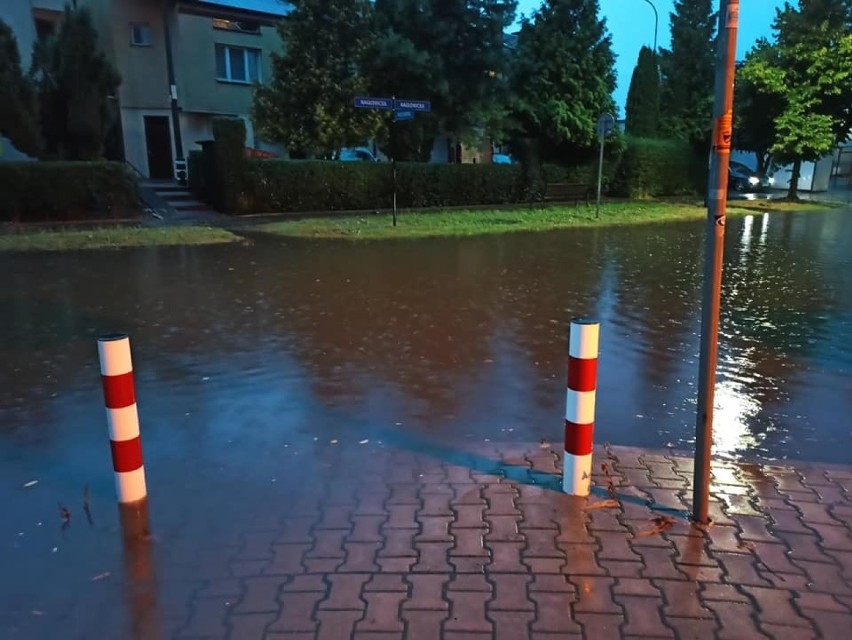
[564,421,594,456]
[567,357,597,392]
[102,372,136,409]
[110,436,144,473]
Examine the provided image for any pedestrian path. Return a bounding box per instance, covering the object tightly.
[6,443,852,639]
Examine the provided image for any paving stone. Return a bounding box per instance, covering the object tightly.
[316,610,364,640]
[574,612,625,640]
[807,611,852,639]
[264,545,309,575]
[716,552,773,587]
[451,527,488,557]
[412,542,454,572]
[665,616,718,639]
[653,579,714,619]
[668,532,716,566]
[489,574,533,611]
[348,515,386,542]
[177,597,232,637]
[487,541,528,573]
[339,542,381,572]
[559,543,605,575]
[569,576,622,614]
[791,559,852,596]
[779,531,835,564]
[401,610,448,640]
[267,591,324,633]
[379,529,417,558]
[404,575,450,610]
[586,509,627,533]
[741,586,811,628]
[596,531,642,562]
[698,583,750,603]
[630,546,684,581]
[277,518,318,544]
[449,574,491,591]
[415,516,453,543]
[807,522,852,550]
[304,558,345,573]
[530,574,576,593]
[795,591,850,612]
[612,578,662,597]
[198,578,244,598]
[384,504,419,530]
[230,560,268,578]
[753,541,805,576]
[364,574,406,593]
[226,612,276,640]
[443,591,493,633]
[529,592,582,634]
[486,514,524,542]
[319,574,369,610]
[419,493,453,517]
[758,624,818,640]
[454,503,488,528]
[233,576,287,614]
[614,595,674,638]
[601,561,645,578]
[492,610,535,640]
[704,600,770,640]
[357,592,405,633]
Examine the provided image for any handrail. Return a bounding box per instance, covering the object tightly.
[124,159,146,179]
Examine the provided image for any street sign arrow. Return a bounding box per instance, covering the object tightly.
[394,109,415,122]
[354,96,394,109]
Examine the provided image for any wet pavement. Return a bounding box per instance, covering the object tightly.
[5,442,852,639]
[2,207,852,637]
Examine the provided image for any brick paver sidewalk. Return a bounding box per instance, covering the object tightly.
[163,442,852,640]
[8,440,852,639]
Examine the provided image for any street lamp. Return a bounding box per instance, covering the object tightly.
[641,0,659,52]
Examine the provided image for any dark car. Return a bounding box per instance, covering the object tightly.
[728,161,775,192]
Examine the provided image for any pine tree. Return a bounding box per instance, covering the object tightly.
[510,0,616,160]
[32,7,120,160]
[658,0,717,146]
[252,0,385,156]
[0,20,42,156]
[625,46,660,137]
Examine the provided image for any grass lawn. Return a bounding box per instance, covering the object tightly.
[0,225,242,253]
[256,198,840,241]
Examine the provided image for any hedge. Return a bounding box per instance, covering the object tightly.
[0,161,139,221]
[612,136,705,198]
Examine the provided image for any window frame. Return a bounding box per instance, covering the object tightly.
[130,22,152,47]
[212,18,261,35]
[215,44,262,84]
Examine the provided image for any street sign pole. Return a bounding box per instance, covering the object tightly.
[595,113,614,219]
[693,0,739,525]
[391,95,397,227]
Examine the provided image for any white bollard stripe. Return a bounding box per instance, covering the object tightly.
[569,322,599,360]
[98,334,134,376]
[115,466,147,504]
[105,405,141,442]
[566,389,596,425]
[562,452,592,496]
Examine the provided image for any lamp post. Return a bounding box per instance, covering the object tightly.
[641,0,658,52]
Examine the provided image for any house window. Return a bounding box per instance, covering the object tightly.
[212,18,261,34]
[130,23,152,46]
[215,44,261,83]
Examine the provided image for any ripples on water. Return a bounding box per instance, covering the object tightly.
[1,209,851,470]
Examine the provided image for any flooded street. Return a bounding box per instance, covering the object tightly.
[2,208,852,637]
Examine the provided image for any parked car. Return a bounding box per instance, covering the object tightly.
[728,161,774,192]
[336,147,378,162]
[492,153,514,164]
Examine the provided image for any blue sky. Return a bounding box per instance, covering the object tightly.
[514,0,788,111]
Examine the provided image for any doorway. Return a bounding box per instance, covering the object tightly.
[144,116,173,179]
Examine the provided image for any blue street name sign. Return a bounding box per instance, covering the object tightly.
[394,109,415,122]
[354,96,393,109]
[394,99,431,112]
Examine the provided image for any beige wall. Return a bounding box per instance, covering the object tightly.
[174,13,281,116]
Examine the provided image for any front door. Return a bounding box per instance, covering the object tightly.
[144,116,173,179]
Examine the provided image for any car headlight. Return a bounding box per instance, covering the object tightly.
[748,176,760,185]
[768,176,775,185]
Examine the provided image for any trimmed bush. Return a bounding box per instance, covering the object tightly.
[612,136,705,198]
[0,161,138,221]
[235,161,529,214]
[211,117,247,213]
[188,150,204,198]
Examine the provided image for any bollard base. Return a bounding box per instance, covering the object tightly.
[562,452,592,496]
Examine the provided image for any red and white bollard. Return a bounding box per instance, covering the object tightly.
[563,318,600,496]
[98,333,147,504]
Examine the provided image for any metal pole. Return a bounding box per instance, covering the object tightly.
[693,0,739,525]
[391,95,397,227]
[642,0,658,52]
[596,134,605,219]
[162,3,185,183]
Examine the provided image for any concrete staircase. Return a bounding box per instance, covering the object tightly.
[138,180,221,222]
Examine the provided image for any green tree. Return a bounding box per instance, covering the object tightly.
[31,7,120,160]
[0,20,42,156]
[253,0,384,157]
[625,46,660,137]
[739,0,852,198]
[659,0,717,146]
[733,42,783,175]
[366,0,516,161]
[510,0,616,161]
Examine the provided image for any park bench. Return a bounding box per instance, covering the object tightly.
[544,182,591,206]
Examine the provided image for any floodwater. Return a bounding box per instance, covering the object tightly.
[1,207,852,636]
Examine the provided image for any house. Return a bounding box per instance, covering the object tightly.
[0,0,65,68]
[73,0,290,180]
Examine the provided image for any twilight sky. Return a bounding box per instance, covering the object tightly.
[514,0,789,112]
